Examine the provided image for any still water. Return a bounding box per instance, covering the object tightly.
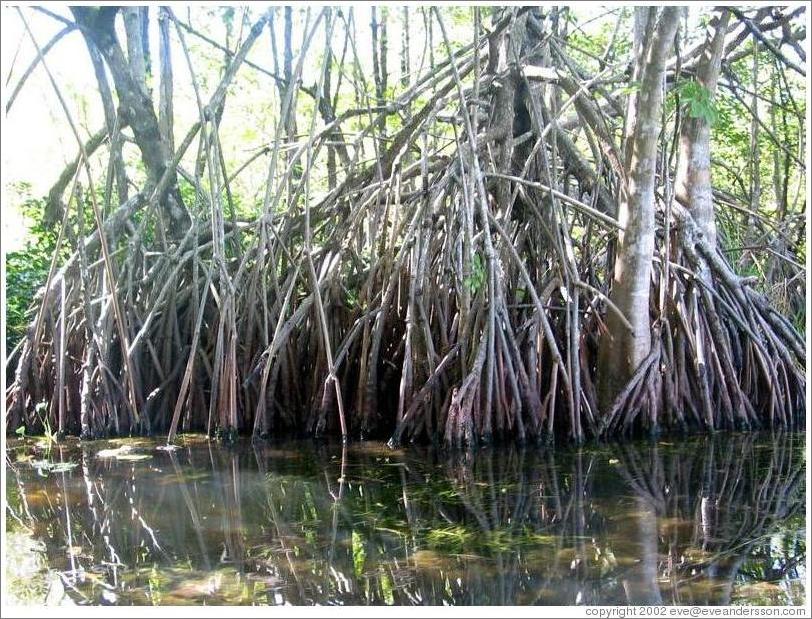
[4,433,805,606]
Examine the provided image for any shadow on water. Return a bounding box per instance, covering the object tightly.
[4,432,805,606]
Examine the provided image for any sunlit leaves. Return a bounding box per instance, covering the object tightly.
[676,79,719,126]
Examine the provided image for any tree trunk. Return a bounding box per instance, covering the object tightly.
[371,7,388,138]
[598,8,680,411]
[674,10,731,251]
[748,40,761,236]
[123,7,149,95]
[158,7,174,153]
[71,7,189,236]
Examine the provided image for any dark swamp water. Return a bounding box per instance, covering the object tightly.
[4,432,805,606]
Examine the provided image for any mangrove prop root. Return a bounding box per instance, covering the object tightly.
[5,7,805,446]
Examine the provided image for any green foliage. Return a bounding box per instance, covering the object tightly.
[5,184,60,355]
[351,530,366,577]
[379,571,395,604]
[178,177,200,211]
[34,401,58,448]
[221,6,235,32]
[147,564,168,605]
[676,79,719,126]
[345,284,360,310]
[514,286,527,303]
[464,252,486,296]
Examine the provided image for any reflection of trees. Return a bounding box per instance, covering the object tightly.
[613,433,805,605]
[6,434,805,605]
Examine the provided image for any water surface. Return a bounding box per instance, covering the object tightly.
[5,433,805,606]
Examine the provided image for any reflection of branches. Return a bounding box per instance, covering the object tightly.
[327,444,347,564]
[613,433,805,605]
[168,450,212,570]
[252,444,306,602]
[7,434,805,605]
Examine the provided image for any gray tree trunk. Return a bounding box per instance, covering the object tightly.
[71,7,189,236]
[675,10,731,251]
[598,8,680,411]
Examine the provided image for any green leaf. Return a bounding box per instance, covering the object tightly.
[676,79,719,126]
[464,252,487,296]
[351,530,366,577]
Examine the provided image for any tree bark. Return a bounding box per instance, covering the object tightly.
[598,8,680,411]
[158,7,174,154]
[674,10,731,251]
[123,7,149,95]
[371,7,388,138]
[71,7,189,236]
